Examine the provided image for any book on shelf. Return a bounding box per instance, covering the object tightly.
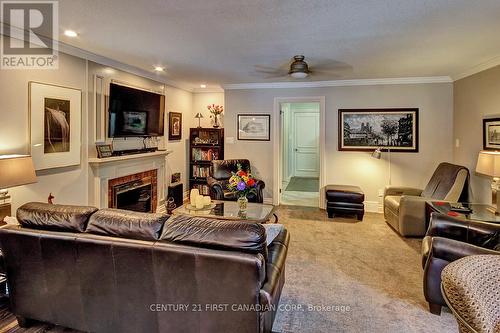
[191,184,209,196]
[192,148,219,161]
[192,165,210,178]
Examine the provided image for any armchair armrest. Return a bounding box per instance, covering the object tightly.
[384,185,423,198]
[398,195,429,236]
[431,237,499,263]
[206,176,225,200]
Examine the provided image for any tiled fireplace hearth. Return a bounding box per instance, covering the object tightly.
[88,152,170,211]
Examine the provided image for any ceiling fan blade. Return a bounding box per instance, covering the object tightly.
[309,59,353,72]
[308,70,343,79]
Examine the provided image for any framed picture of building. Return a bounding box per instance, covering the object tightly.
[483,117,500,150]
[338,108,419,152]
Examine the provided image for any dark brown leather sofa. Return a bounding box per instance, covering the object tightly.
[0,202,289,333]
[207,159,265,203]
[421,213,499,315]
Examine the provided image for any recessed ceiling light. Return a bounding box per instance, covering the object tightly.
[64,30,78,37]
[154,66,165,72]
[200,84,207,88]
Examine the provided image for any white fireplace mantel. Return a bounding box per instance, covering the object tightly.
[88,150,172,210]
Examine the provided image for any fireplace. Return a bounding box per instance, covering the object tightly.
[108,170,158,213]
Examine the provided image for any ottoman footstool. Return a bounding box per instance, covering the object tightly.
[326,185,365,220]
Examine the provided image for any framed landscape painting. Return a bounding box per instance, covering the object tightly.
[338,108,419,152]
[237,114,271,141]
[483,117,500,151]
[29,82,82,170]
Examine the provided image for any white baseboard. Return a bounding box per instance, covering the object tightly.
[365,201,383,213]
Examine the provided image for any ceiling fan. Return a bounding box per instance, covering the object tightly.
[254,55,351,80]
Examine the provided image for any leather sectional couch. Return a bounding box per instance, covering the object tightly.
[0,202,289,333]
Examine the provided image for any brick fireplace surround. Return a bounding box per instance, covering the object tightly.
[108,170,158,213]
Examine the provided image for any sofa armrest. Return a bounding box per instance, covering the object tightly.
[427,213,500,241]
[431,237,499,263]
[384,185,423,198]
[398,195,429,236]
[260,228,289,307]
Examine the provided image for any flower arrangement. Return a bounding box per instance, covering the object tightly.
[227,164,257,199]
[207,104,224,128]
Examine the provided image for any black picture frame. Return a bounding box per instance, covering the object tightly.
[169,112,182,141]
[237,114,271,141]
[483,117,500,151]
[96,144,113,158]
[338,108,419,152]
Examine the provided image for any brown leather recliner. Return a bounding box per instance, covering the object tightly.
[384,162,470,237]
[207,159,265,203]
[421,213,500,315]
[0,202,289,333]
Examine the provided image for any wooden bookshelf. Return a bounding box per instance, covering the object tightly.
[189,128,224,196]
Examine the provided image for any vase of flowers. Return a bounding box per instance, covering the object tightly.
[227,164,257,211]
[207,104,223,128]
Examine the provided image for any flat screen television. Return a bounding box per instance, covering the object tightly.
[108,83,165,137]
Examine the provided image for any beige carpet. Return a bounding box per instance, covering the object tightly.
[272,205,457,333]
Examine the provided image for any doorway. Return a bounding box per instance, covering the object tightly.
[280,102,320,207]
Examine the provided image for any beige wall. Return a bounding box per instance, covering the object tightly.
[225,83,454,207]
[0,36,195,212]
[0,52,88,212]
[192,92,225,128]
[453,65,500,203]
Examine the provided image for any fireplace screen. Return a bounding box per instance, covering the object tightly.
[114,180,152,213]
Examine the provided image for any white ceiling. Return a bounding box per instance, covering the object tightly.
[58,0,500,90]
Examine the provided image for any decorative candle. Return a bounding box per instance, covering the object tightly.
[190,189,199,206]
[203,196,211,205]
[195,195,204,209]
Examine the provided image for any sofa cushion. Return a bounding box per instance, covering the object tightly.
[86,208,169,241]
[161,214,268,259]
[384,195,401,213]
[17,202,98,232]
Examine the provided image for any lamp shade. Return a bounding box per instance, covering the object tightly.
[194,112,204,119]
[475,151,500,178]
[0,155,37,189]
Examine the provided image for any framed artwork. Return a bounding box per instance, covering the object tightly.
[237,114,271,141]
[169,112,182,140]
[29,82,82,170]
[483,117,500,151]
[96,144,113,158]
[338,108,419,152]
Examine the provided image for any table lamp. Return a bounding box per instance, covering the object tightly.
[0,155,37,214]
[475,151,500,214]
[194,112,204,128]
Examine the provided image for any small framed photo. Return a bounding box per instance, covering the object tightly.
[483,117,500,150]
[169,112,182,141]
[96,144,113,158]
[237,114,271,141]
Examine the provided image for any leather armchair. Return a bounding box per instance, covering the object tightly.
[384,162,470,236]
[207,159,265,203]
[421,213,500,315]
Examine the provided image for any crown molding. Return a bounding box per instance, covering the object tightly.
[452,55,500,81]
[222,76,452,90]
[192,87,224,93]
[1,25,194,93]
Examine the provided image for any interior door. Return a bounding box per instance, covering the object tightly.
[293,111,320,178]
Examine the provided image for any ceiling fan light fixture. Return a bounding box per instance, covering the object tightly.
[288,55,309,79]
[290,71,308,79]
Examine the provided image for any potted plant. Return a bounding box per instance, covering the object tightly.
[207,104,223,128]
[227,164,257,211]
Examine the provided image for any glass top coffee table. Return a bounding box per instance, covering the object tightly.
[172,200,276,224]
[426,201,500,227]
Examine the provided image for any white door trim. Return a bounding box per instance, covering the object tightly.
[273,96,326,209]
